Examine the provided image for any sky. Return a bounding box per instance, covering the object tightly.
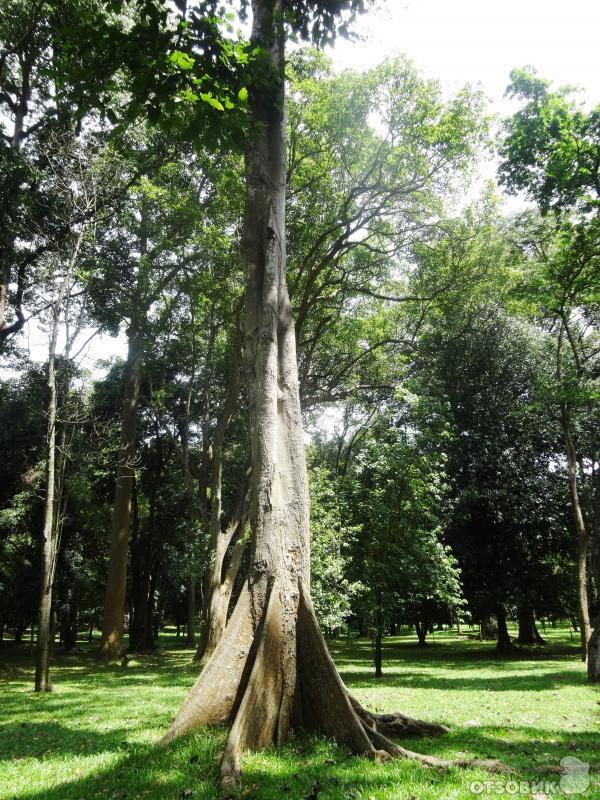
[18,0,600,370]
[331,0,600,108]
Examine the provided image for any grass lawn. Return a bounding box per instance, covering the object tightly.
[1,625,598,799]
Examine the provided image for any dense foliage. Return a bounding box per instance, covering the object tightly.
[1,1,599,683]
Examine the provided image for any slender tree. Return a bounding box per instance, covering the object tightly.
[500,71,600,669]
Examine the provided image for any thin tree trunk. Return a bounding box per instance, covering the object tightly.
[374,619,383,677]
[563,416,591,660]
[60,603,78,652]
[194,351,243,662]
[416,621,427,647]
[130,443,163,652]
[35,339,58,692]
[587,456,600,681]
[196,530,247,662]
[99,327,141,658]
[186,579,196,646]
[34,232,81,691]
[181,299,199,648]
[0,53,30,338]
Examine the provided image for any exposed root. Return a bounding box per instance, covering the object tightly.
[348,694,450,738]
[296,585,508,775]
[163,579,509,783]
[363,724,511,773]
[161,585,253,745]
[220,580,285,787]
[296,582,375,756]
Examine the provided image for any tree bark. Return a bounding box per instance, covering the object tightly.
[0,50,30,339]
[374,612,383,677]
[179,321,200,649]
[496,607,516,652]
[129,553,155,651]
[194,350,244,663]
[130,441,164,652]
[480,616,497,640]
[99,327,141,658]
[563,416,591,660]
[517,606,545,645]
[59,603,78,652]
[195,497,248,663]
[196,531,247,662]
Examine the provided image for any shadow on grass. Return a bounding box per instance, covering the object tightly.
[0,720,131,761]
[338,667,587,692]
[330,638,581,666]
[7,723,598,800]
[2,631,595,800]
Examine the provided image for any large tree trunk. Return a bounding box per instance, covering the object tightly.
[99,328,141,658]
[517,606,545,645]
[480,616,497,640]
[563,417,591,660]
[159,2,480,787]
[496,607,515,653]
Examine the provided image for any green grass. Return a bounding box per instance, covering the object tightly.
[1,625,598,799]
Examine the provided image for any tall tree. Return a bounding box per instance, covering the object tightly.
[162,1,497,787]
[31,135,105,690]
[500,70,600,670]
[95,143,221,658]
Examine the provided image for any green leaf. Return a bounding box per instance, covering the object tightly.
[200,93,224,111]
[169,50,195,71]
